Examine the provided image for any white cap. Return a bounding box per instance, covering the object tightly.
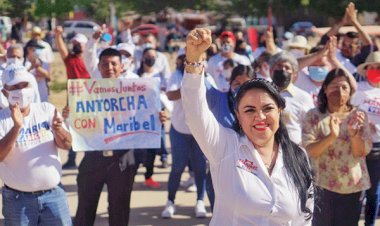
[71,33,88,44]
[2,64,36,86]
[177,48,185,57]
[117,43,135,57]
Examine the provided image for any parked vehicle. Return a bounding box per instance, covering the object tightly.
[290,21,315,37]
[62,20,99,41]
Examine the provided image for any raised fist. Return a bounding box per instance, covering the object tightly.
[185,28,212,63]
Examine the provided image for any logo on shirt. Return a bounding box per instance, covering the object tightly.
[236,158,258,174]
[17,121,52,147]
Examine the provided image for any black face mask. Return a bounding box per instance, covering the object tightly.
[272,70,291,89]
[72,44,82,55]
[144,57,155,67]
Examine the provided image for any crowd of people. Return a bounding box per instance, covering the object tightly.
[0,1,379,226]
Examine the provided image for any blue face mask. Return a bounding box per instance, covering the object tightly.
[308,66,329,82]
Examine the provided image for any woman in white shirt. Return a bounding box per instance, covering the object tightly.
[181,28,314,226]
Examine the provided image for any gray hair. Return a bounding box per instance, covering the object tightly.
[269,51,299,72]
[6,44,24,57]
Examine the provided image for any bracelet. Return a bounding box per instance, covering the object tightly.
[184,59,204,68]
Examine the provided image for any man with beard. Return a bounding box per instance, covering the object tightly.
[268,51,314,144]
[55,26,91,169]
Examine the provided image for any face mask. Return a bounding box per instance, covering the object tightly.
[7,87,35,109]
[72,44,82,55]
[289,49,305,59]
[367,69,380,84]
[6,57,23,65]
[272,69,292,89]
[222,68,233,80]
[122,56,132,67]
[308,66,329,83]
[144,57,155,67]
[34,48,42,57]
[142,43,154,50]
[221,43,232,54]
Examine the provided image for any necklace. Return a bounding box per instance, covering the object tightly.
[263,149,276,173]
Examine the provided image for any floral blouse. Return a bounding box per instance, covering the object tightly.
[302,107,372,194]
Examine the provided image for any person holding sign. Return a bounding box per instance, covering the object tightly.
[0,64,72,225]
[74,48,167,226]
[181,28,314,225]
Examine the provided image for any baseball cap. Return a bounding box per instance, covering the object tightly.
[219,31,236,43]
[71,33,88,44]
[2,64,35,86]
[117,43,135,57]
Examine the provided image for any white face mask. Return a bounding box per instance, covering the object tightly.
[289,49,305,59]
[141,43,154,50]
[222,68,233,80]
[7,87,35,109]
[122,56,134,72]
[7,57,24,65]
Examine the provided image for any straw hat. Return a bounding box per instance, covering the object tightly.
[357,51,380,76]
[287,35,309,49]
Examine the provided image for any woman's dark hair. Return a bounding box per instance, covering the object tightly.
[233,79,313,220]
[317,68,354,114]
[227,64,256,118]
[229,64,255,86]
[137,47,156,76]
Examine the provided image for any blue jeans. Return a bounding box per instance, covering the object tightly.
[167,125,206,202]
[2,184,72,226]
[365,157,380,226]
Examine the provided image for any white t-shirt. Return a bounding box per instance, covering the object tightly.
[37,40,55,64]
[181,72,313,226]
[166,70,191,134]
[281,84,314,144]
[351,82,380,143]
[206,53,251,92]
[0,102,66,191]
[336,50,356,74]
[294,70,321,106]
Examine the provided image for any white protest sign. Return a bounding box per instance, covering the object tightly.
[68,77,161,151]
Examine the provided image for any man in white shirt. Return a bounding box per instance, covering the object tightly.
[206,31,251,92]
[26,26,55,64]
[0,64,72,225]
[269,51,314,144]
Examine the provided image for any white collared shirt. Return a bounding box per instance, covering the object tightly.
[181,72,313,226]
[281,84,314,145]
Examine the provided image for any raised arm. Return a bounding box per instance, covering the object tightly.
[55,26,69,60]
[346,2,372,46]
[297,43,328,70]
[182,28,235,163]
